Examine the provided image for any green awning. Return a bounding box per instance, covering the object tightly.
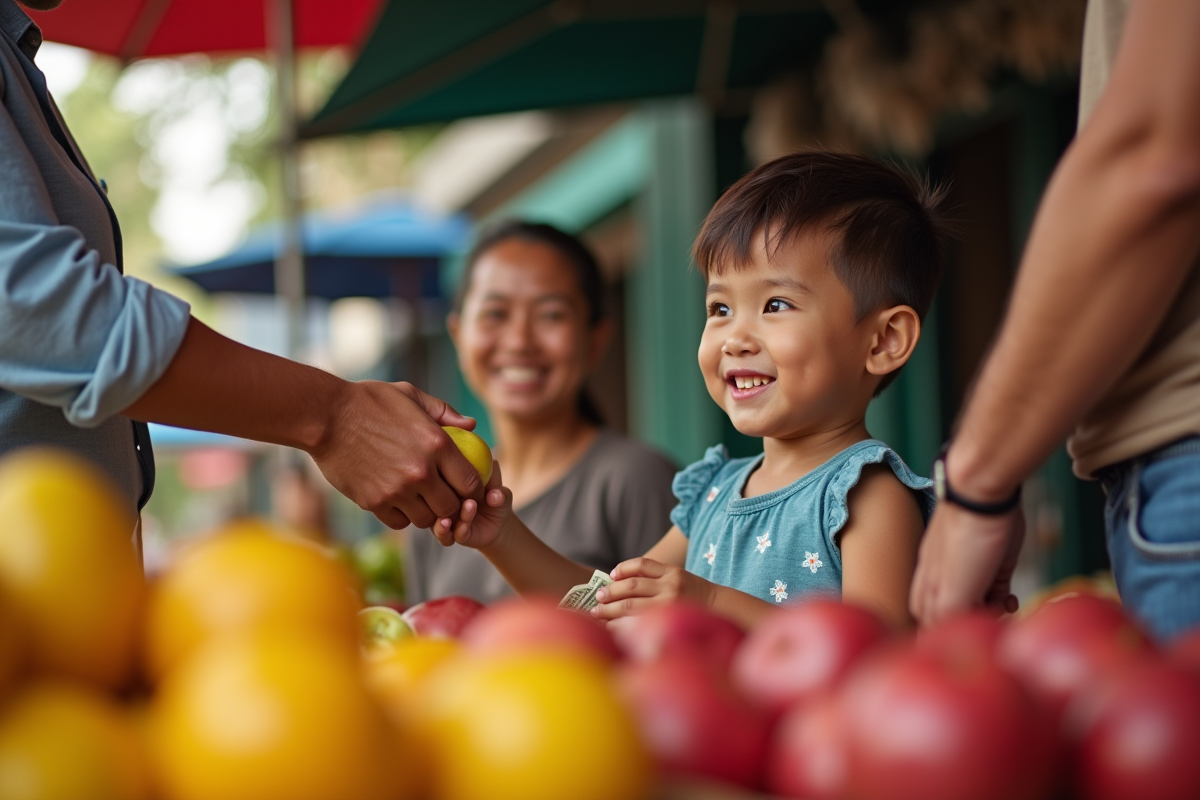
[301,0,837,138]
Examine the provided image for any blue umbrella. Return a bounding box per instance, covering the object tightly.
[170,196,472,299]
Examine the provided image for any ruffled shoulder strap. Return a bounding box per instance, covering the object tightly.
[669,444,731,536]
[824,441,936,547]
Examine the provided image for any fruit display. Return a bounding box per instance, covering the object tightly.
[4,446,1200,800]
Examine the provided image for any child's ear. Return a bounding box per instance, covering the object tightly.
[446,311,461,344]
[865,305,920,378]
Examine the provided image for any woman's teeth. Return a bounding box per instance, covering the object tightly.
[499,367,541,382]
[732,376,773,390]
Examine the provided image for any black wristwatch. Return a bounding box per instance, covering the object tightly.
[932,442,1022,516]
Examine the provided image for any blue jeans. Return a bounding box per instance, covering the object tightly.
[1100,436,1200,642]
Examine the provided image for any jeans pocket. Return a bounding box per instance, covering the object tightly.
[1127,458,1200,561]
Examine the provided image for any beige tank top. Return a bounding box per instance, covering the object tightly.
[1067,0,1200,478]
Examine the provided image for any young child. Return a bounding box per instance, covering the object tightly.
[434,151,947,630]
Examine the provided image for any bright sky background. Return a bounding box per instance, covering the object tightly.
[38,42,268,265]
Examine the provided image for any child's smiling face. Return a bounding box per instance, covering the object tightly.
[699,229,881,440]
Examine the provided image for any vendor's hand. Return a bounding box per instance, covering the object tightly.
[590,558,717,621]
[309,380,483,530]
[432,461,512,550]
[909,501,1024,625]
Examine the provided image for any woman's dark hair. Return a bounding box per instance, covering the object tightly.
[454,220,607,425]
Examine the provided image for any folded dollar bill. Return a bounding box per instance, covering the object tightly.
[558,569,613,612]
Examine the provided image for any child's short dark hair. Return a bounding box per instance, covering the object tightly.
[693,151,949,393]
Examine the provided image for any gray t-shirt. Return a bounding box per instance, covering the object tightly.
[404,429,678,604]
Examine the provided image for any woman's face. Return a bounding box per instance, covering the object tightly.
[450,238,608,423]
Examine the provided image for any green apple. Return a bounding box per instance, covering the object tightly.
[358,606,413,658]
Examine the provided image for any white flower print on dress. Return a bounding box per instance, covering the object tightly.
[769,580,788,602]
[704,543,717,566]
[802,552,824,574]
[755,533,772,554]
[706,486,721,503]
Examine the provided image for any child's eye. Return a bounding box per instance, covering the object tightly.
[765,298,793,313]
[708,302,731,317]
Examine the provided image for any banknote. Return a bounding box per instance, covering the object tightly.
[558,569,613,612]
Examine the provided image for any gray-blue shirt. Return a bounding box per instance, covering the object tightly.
[672,440,936,605]
[0,0,190,511]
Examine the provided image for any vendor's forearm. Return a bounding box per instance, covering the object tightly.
[122,317,345,453]
[481,515,594,598]
[950,0,1200,499]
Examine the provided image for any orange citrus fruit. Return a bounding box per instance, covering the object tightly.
[416,651,653,800]
[0,586,26,702]
[151,631,412,800]
[366,637,461,723]
[0,681,150,800]
[442,427,493,484]
[0,449,142,690]
[143,519,359,680]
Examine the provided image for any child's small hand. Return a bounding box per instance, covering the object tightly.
[590,558,716,621]
[431,460,512,551]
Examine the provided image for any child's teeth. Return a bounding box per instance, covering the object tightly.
[733,376,772,389]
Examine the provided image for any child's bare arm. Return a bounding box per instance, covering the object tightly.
[433,462,594,597]
[839,464,925,630]
[592,529,777,629]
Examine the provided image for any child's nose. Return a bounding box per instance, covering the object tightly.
[722,327,760,356]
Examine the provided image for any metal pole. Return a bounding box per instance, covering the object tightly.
[268,0,306,361]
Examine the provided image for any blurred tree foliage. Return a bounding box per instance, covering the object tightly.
[55,48,440,317]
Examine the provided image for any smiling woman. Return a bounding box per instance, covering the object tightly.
[404,221,678,604]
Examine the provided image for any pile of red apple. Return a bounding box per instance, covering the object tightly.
[412,591,1200,800]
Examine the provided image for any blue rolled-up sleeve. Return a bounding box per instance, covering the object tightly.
[0,101,191,428]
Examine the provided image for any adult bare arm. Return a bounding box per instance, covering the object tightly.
[911,0,1200,623]
[122,317,484,529]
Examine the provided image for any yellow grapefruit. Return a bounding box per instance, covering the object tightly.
[0,449,142,690]
[416,651,653,800]
[151,632,412,800]
[0,682,150,800]
[366,637,461,724]
[144,519,359,680]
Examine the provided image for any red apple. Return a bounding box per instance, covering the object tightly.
[731,599,888,716]
[400,595,485,639]
[842,645,1057,800]
[766,692,850,800]
[617,656,770,789]
[1066,660,1200,800]
[611,601,745,673]
[916,611,1005,662]
[1167,627,1200,679]
[460,596,619,661]
[998,594,1154,722]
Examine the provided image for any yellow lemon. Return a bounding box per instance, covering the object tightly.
[151,632,412,800]
[365,637,461,724]
[0,449,142,690]
[415,651,653,800]
[144,519,359,681]
[0,682,150,800]
[442,427,493,484]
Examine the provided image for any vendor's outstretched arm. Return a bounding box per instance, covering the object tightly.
[911,0,1200,623]
[123,317,483,530]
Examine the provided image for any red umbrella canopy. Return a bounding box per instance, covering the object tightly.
[25,0,383,59]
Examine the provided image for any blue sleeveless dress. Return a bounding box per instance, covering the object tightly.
[671,440,936,604]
